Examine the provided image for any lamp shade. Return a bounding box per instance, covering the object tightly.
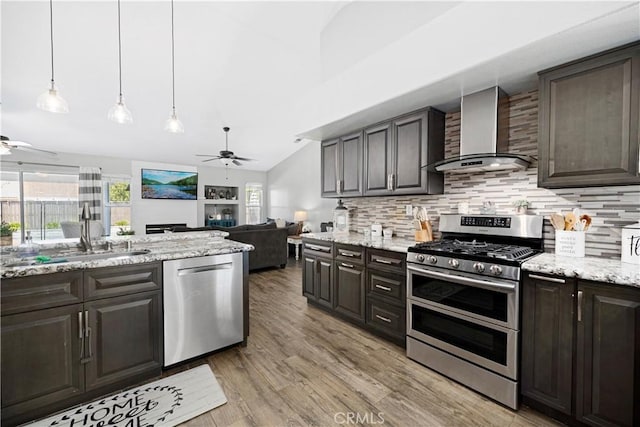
[294,210,308,222]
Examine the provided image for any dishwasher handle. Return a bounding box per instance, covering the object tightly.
[177,262,232,276]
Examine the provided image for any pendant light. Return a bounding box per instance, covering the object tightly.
[36,0,69,113]
[108,0,133,124]
[164,0,184,133]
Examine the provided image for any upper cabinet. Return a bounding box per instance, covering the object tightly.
[538,42,640,188]
[321,131,363,198]
[321,107,445,198]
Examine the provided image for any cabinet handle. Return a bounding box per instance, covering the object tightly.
[528,274,565,284]
[577,290,583,322]
[78,311,84,360]
[84,310,93,361]
[375,314,392,323]
[336,180,342,195]
[339,251,355,257]
[341,263,354,268]
[307,244,331,252]
[375,284,392,292]
[373,257,393,265]
[387,174,392,191]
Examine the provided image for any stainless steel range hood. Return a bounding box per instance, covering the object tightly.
[428,86,532,173]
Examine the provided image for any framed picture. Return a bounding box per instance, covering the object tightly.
[141,169,197,200]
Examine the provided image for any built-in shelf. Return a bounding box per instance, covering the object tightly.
[203,199,238,205]
[201,185,240,226]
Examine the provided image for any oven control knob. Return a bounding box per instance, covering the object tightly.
[473,262,485,273]
[416,254,425,262]
[490,265,503,276]
[428,256,438,264]
[448,259,460,268]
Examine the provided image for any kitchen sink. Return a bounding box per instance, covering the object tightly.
[3,249,151,267]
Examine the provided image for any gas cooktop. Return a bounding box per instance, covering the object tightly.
[409,239,539,262]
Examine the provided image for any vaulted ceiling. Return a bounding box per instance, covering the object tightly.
[2,1,638,171]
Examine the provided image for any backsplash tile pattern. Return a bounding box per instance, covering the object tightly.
[344,90,640,258]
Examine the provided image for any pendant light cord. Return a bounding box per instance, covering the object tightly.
[49,0,55,84]
[117,0,123,98]
[170,0,176,112]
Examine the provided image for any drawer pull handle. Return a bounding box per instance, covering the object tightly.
[375,284,392,292]
[374,258,393,265]
[528,274,565,284]
[340,251,356,257]
[306,244,331,252]
[375,314,392,323]
[341,263,354,268]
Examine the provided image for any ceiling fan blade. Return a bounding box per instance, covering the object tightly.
[232,156,254,161]
[232,159,242,166]
[195,154,221,157]
[201,157,222,163]
[16,146,58,156]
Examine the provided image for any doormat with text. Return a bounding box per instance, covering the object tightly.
[27,364,227,427]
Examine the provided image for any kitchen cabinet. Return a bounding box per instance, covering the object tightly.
[321,131,363,198]
[366,249,406,342]
[538,41,640,188]
[364,108,445,196]
[0,262,163,427]
[334,244,366,323]
[521,272,640,427]
[575,280,640,427]
[302,239,334,309]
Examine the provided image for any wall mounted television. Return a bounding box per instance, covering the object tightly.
[141,168,198,200]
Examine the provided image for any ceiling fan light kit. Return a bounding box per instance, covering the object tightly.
[109,0,133,124]
[37,0,68,114]
[196,127,255,167]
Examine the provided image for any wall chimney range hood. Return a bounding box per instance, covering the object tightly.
[427,86,532,173]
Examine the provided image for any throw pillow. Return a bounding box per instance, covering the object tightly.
[275,218,286,228]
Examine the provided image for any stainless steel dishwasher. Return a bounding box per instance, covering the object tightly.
[163,253,243,366]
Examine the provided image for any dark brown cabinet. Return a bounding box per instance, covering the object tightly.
[321,131,363,198]
[521,272,640,427]
[538,42,640,188]
[334,260,366,323]
[364,108,445,196]
[576,281,640,427]
[1,262,163,426]
[302,239,334,309]
[521,273,575,415]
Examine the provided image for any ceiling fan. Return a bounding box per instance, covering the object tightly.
[196,127,254,166]
[1,136,57,156]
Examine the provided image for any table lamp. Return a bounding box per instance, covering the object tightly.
[294,210,308,234]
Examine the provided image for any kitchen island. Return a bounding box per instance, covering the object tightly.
[0,231,253,427]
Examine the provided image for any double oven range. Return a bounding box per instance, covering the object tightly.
[406,214,543,409]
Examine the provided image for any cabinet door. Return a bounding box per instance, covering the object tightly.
[392,111,428,194]
[363,122,393,196]
[538,42,640,188]
[84,291,162,391]
[334,262,365,323]
[316,258,334,309]
[1,304,84,421]
[321,139,339,197]
[521,274,575,415]
[339,131,363,197]
[576,281,640,427]
[302,255,317,298]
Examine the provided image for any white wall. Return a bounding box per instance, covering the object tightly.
[130,161,198,235]
[196,166,268,226]
[266,142,335,232]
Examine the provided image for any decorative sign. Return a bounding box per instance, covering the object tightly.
[621,222,640,265]
[555,230,585,258]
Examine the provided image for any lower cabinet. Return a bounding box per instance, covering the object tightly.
[522,273,640,427]
[334,261,366,323]
[302,253,334,309]
[0,262,163,426]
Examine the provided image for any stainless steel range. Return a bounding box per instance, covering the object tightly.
[406,214,543,409]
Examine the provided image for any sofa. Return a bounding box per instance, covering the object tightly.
[171,223,288,271]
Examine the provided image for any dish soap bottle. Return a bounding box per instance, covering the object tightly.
[18,231,39,257]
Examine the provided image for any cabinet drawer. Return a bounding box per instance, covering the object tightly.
[368,270,405,304]
[366,297,405,338]
[367,248,405,274]
[85,262,162,300]
[302,239,333,259]
[1,271,83,316]
[336,244,364,265]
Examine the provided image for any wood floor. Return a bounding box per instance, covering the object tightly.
[166,259,563,427]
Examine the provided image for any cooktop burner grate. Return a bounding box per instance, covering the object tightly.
[411,240,537,261]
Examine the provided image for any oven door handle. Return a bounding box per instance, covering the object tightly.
[407,265,516,292]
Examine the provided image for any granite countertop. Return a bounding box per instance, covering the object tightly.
[0,231,254,279]
[522,253,640,288]
[302,232,416,253]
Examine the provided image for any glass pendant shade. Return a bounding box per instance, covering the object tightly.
[37,82,69,113]
[108,95,133,124]
[164,111,184,133]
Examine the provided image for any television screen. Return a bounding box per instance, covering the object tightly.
[141,169,198,200]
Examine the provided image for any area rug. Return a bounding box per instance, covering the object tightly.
[28,364,227,427]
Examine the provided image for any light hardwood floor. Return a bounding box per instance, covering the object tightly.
[166,259,563,427]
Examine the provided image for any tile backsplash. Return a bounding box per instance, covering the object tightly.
[343,90,640,259]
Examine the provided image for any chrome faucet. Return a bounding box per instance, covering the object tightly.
[80,202,92,251]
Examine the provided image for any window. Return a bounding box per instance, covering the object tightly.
[245,183,263,225]
[103,176,131,236]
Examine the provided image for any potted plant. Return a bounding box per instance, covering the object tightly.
[513,199,530,215]
[1,221,14,246]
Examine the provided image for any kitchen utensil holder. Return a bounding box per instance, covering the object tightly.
[415,230,431,242]
[555,230,585,257]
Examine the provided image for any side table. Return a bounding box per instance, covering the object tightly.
[287,235,303,260]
